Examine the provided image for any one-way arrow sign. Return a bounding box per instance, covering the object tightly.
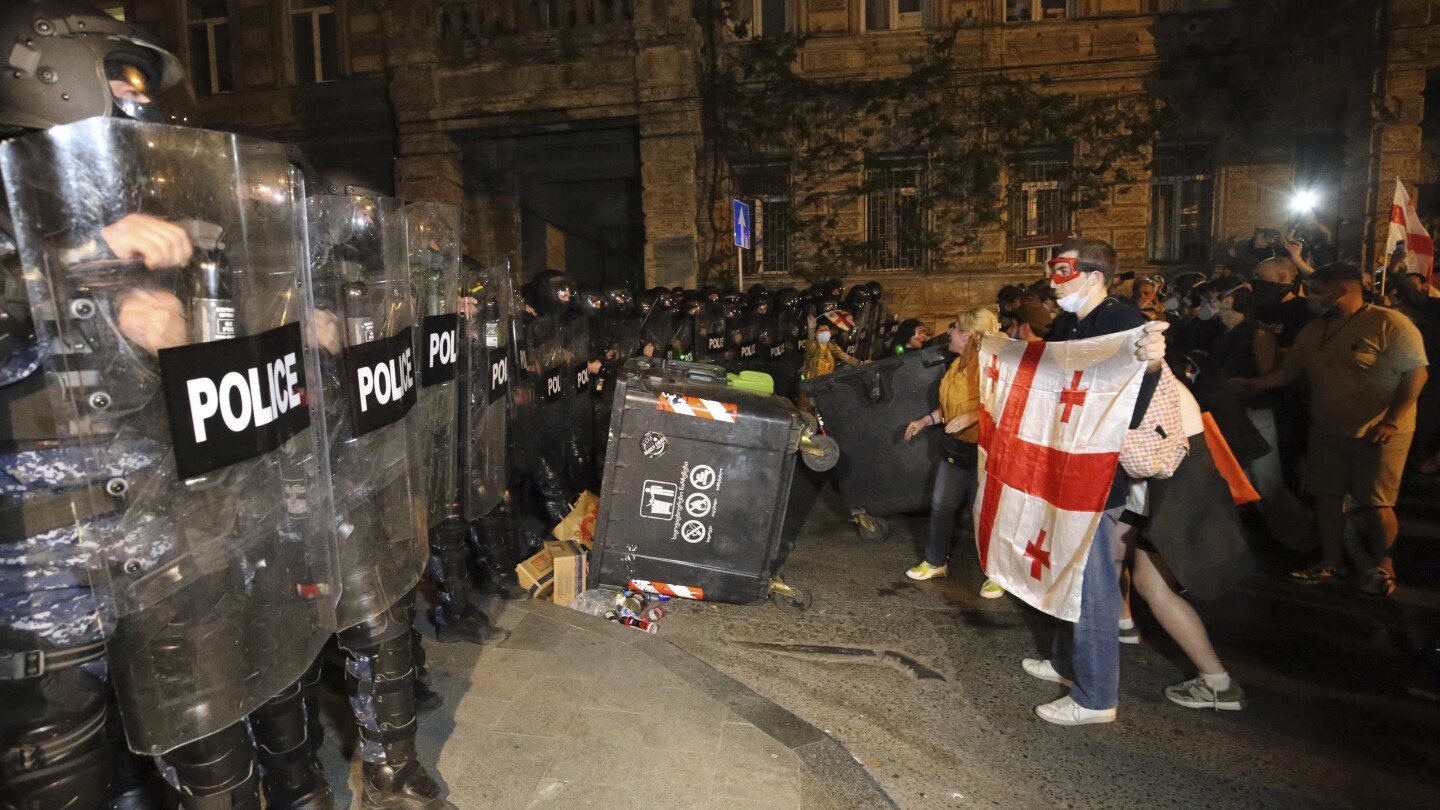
[733,199,751,250]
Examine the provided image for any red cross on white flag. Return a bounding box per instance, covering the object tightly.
[973,328,1148,621]
[1387,178,1434,283]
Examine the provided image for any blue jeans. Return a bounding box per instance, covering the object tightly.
[924,460,979,567]
[1050,508,1124,710]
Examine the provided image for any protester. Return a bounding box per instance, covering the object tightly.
[1239,263,1429,597]
[1019,237,1169,726]
[1389,272,1440,472]
[1124,379,1253,712]
[890,319,930,354]
[902,309,1003,600]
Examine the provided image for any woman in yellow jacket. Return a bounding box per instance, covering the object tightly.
[901,308,1004,598]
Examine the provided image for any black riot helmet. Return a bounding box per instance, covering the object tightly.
[865,280,884,301]
[633,289,656,317]
[602,286,632,318]
[774,288,801,313]
[651,287,676,311]
[720,292,744,307]
[749,291,772,316]
[816,295,840,315]
[575,287,605,318]
[0,0,197,134]
[700,285,721,302]
[524,269,574,316]
[845,285,873,308]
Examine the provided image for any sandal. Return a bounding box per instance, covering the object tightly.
[1289,565,1343,585]
[1358,567,1397,598]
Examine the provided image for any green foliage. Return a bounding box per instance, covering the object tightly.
[697,7,1167,281]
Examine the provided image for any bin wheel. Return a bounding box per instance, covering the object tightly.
[800,434,840,472]
[798,411,821,435]
[770,584,812,613]
[854,513,890,542]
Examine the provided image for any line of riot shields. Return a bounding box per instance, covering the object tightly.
[0,117,519,808]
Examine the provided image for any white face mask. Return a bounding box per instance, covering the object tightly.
[816,330,832,344]
[1055,275,1095,314]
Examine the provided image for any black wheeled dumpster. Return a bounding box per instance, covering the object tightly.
[798,344,951,539]
[588,358,834,609]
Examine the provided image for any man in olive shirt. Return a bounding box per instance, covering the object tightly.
[1242,263,1428,597]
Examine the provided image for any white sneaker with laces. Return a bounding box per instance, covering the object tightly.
[1035,696,1116,726]
[1021,658,1072,687]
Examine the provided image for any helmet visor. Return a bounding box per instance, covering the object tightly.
[102,43,197,125]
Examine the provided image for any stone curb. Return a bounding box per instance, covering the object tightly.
[516,597,899,810]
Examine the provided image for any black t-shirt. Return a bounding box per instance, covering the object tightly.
[1254,296,1311,349]
[1049,297,1158,509]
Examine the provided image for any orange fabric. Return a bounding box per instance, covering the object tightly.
[1202,412,1261,505]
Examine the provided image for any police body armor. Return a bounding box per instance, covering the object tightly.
[305,192,426,634]
[0,119,338,755]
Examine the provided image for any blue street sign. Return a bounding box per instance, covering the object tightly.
[733,199,751,250]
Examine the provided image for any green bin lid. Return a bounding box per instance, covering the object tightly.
[726,370,774,397]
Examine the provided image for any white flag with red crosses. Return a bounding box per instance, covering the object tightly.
[973,328,1148,621]
[1387,179,1434,283]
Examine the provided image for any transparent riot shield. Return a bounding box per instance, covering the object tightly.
[0,118,337,755]
[404,202,462,530]
[305,193,427,633]
[460,261,515,521]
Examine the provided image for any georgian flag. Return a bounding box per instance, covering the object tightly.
[1387,178,1434,283]
[974,328,1148,621]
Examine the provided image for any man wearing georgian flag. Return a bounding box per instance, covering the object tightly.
[983,237,1169,726]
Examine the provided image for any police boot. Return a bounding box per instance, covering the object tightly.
[160,722,262,810]
[111,748,160,810]
[409,630,442,714]
[469,511,522,598]
[338,593,456,810]
[533,450,574,527]
[427,518,509,645]
[248,663,333,810]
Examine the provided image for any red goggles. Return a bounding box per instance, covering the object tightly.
[1047,257,1098,284]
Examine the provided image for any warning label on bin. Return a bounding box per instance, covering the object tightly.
[640,480,678,520]
[657,393,737,423]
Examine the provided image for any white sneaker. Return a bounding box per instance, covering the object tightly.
[905,561,948,581]
[1021,658,1072,687]
[979,579,1005,599]
[1035,695,1116,726]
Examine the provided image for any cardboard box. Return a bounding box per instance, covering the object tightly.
[550,540,588,607]
[516,548,554,599]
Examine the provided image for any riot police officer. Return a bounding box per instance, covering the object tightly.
[406,203,509,648]
[1,4,336,809]
[514,271,581,526]
[306,189,459,809]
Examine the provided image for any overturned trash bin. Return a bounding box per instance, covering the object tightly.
[589,358,835,610]
[798,344,951,540]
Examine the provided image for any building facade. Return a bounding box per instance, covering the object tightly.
[97,1,1440,326]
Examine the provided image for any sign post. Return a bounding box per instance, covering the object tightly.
[733,198,751,290]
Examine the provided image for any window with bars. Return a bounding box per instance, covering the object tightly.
[1149,143,1214,264]
[187,1,234,94]
[865,157,927,271]
[866,0,924,31]
[731,0,793,37]
[1007,150,1071,264]
[291,0,339,85]
[1006,0,1072,22]
[734,162,793,276]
